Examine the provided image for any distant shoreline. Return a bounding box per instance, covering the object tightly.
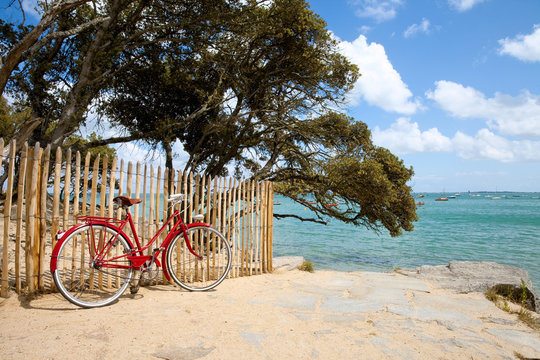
[413,191,540,194]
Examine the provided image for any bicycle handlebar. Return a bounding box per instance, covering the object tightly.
[168,193,185,204]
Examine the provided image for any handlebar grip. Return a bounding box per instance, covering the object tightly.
[168,194,185,202]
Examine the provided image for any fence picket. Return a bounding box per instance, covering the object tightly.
[88,155,100,288]
[108,157,117,218]
[25,143,40,291]
[134,162,141,236]
[1,141,15,297]
[141,164,148,249]
[38,145,51,290]
[100,155,108,288]
[148,165,155,257]
[63,149,72,230]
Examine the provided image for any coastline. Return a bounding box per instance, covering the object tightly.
[1,260,540,359]
[272,192,540,293]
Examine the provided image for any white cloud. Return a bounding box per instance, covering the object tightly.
[372,117,452,153]
[453,129,540,162]
[404,18,431,38]
[498,25,540,62]
[350,0,403,22]
[372,118,540,162]
[22,0,41,18]
[113,140,190,171]
[359,25,372,35]
[339,35,420,114]
[426,80,540,138]
[448,0,488,12]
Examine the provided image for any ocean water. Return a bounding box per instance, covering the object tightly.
[272,192,540,291]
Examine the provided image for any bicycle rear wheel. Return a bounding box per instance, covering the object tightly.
[52,224,134,308]
[166,226,231,291]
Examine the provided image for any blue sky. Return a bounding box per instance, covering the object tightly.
[307,0,540,192]
[4,0,540,192]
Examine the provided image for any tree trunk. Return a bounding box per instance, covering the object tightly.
[49,0,123,147]
[162,140,174,195]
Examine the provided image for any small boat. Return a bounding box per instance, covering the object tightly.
[416,201,425,206]
[435,197,448,201]
[273,201,281,205]
[417,194,425,198]
[325,203,339,207]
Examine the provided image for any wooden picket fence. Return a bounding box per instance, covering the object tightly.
[0,139,274,297]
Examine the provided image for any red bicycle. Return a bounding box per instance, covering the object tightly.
[50,194,232,308]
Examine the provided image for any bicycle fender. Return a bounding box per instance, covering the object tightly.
[186,222,212,229]
[160,223,211,282]
[161,253,172,282]
[49,221,131,273]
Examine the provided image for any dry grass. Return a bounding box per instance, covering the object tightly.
[485,288,540,331]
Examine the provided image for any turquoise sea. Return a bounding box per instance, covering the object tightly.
[272,192,540,291]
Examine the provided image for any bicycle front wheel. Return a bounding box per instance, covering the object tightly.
[166,226,232,291]
[52,224,134,308]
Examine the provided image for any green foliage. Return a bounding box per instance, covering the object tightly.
[272,112,416,236]
[298,260,314,272]
[485,288,499,303]
[0,96,32,142]
[520,280,528,306]
[489,283,534,311]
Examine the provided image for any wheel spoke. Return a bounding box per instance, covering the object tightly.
[52,224,133,308]
[166,226,231,291]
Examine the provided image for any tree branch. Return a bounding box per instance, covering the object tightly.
[273,213,328,225]
[24,16,110,58]
[76,134,140,152]
[0,0,92,94]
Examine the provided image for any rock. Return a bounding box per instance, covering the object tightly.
[398,261,540,312]
[272,256,305,271]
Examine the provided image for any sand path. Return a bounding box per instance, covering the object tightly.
[1,269,540,359]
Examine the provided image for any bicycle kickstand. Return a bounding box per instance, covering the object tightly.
[130,271,143,295]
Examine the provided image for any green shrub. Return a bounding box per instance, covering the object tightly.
[298,260,314,273]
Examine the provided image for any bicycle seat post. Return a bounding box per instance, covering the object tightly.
[113,197,132,220]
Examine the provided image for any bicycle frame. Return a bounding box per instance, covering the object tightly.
[50,208,210,283]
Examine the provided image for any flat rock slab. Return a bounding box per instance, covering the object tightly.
[387,305,483,327]
[398,261,540,311]
[272,256,305,271]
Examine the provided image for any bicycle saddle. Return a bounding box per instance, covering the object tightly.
[113,196,142,207]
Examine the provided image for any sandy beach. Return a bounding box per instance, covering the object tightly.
[1,264,540,360]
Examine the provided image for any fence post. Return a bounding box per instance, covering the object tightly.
[62,149,72,231]
[1,140,16,297]
[268,182,274,272]
[37,145,51,290]
[134,162,141,235]
[141,164,148,249]
[24,143,40,292]
[15,143,27,293]
[50,146,62,290]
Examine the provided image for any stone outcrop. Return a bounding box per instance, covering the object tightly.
[397,261,539,312]
[272,256,305,271]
